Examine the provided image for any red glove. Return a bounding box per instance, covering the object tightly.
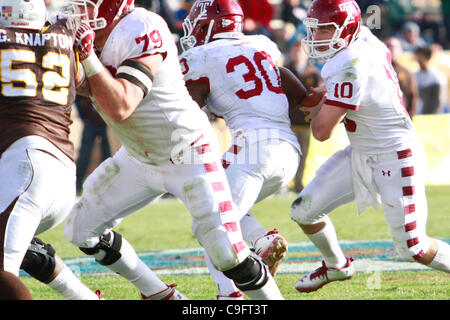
[74,22,95,60]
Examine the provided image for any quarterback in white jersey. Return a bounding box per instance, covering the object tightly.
[179,0,317,299]
[290,0,450,294]
[64,0,284,300]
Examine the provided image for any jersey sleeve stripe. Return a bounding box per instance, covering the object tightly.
[116,64,153,97]
[325,98,359,110]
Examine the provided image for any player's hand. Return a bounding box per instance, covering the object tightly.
[300,86,327,108]
[300,103,323,123]
[74,22,95,61]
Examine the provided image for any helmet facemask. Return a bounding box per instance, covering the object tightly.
[180,9,214,52]
[68,0,106,30]
[68,0,134,31]
[302,13,359,61]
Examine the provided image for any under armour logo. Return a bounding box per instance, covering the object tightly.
[382,170,391,176]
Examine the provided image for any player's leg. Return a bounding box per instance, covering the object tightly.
[232,141,297,277]
[64,147,187,300]
[290,146,355,292]
[0,137,97,299]
[0,191,35,299]
[203,160,264,299]
[377,146,450,272]
[28,140,100,299]
[204,252,243,300]
[168,135,283,299]
[244,141,300,275]
[21,238,100,300]
[203,139,298,298]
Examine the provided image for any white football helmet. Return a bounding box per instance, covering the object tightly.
[0,0,47,30]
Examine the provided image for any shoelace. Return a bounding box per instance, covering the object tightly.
[309,261,329,280]
[309,257,354,280]
[141,283,177,300]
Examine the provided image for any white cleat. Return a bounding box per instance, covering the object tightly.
[217,291,244,300]
[141,283,189,300]
[295,257,354,293]
[253,229,288,276]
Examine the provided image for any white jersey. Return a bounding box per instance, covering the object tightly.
[322,26,417,154]
[179,35,300,152]
[94,8,212,164]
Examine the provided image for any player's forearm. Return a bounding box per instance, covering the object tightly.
[81,53,142,121]
[311,104,346,141]
[87,71,140,121]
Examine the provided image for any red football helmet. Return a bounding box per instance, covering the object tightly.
[69,0,135,30]
[301,0,361,60]
[180,0,244,52]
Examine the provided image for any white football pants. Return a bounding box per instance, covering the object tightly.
[291,143,432,262]
[0,136,76,275]
[64,132,250,271]
[223,137,300,219]
[207,137,300,296]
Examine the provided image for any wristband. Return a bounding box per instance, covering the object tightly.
[81,53,104,78]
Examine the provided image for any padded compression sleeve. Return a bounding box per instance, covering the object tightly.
[116,59,154,97]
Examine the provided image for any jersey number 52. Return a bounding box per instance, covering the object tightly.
[0,49,70,105]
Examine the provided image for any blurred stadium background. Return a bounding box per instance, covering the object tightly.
[36,0,450,299]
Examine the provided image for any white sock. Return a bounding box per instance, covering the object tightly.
[240,212,267,246]
[204,251,239,297]
[96,236,167,297]
[47,265,98,300]
[244,272,284,300]
[307,221,347,268]
[428,240,450,272]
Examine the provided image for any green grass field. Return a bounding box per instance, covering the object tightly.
[24,185,450,300]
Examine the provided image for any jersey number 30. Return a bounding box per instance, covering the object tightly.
[226,51,283,99]
[0,49,70,105]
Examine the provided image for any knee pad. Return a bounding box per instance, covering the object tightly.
[197,226,241,271]
[183,176,216,221]
[20,237,56,283]
[223,255,269,291]
[79,231,122,266]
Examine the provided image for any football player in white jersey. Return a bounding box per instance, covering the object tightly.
[64,0,284,300]
[0,0,101,300]
[290,0,450,293]
[179,0,321,299]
